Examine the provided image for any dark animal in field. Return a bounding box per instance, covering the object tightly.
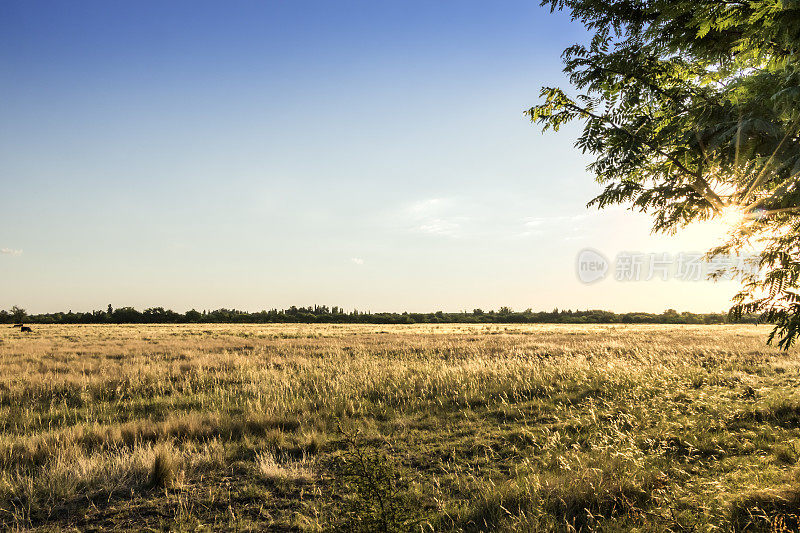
[20,326,32,333]
[12,324,22,328]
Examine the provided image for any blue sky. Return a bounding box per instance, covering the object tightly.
[0,1,740,313]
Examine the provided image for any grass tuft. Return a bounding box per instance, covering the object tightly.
[150,444,180,489]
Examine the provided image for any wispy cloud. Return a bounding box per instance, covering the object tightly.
[394,197,614,241]
[407,198,449,215]
[416,218,462,236]
[515,212,618,241]
[1,248,22,256]
[350,257,364,265]
[402,197,469,238]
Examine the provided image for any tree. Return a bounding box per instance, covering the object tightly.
[10,306,26,324]
[530,0,800,348]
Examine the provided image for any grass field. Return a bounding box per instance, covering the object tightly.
[1,323,799,532]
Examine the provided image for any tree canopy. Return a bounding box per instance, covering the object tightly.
[530,0,800,347]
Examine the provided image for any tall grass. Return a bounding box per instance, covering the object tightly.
[0,323,797,530]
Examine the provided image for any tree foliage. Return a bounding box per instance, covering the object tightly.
[530,0,800,347]
[9,306,26,324]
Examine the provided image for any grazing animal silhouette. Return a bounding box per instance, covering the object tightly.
[20,326,32,333]
[12,324,22,328]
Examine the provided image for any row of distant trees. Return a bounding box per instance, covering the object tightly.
[0,305,757,325]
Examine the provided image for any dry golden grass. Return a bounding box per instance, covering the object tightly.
[0,323,797,531]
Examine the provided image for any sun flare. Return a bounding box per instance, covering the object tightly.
[683,204,749,249]
[718,205,747,233]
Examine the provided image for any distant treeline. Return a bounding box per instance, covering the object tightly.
[1,305,759,325]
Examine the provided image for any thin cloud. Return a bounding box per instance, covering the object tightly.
[1,248,22,256]
[523,217,545,228]
[350,257,364,265]
[407,197,451,215]
[395,197,613,240]
[401,197,468,238]
[417,218,462,237]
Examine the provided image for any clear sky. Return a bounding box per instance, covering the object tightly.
[1,0,741,314]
